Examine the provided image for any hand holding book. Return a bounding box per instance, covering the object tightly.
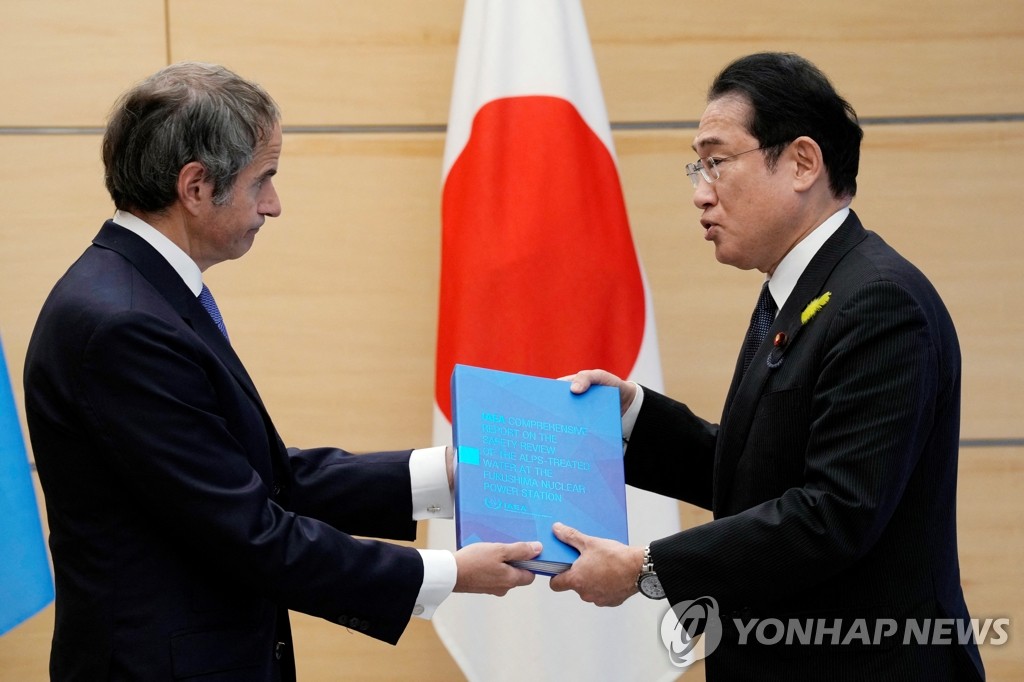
[453,541,542,596]
[561,368,637,416]
[547,522,645,606]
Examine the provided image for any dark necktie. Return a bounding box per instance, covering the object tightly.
[741,282,776,375]
[198,284,230,341]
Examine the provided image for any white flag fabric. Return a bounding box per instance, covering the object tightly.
[430,1,681,680]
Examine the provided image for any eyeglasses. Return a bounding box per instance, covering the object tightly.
[685,147,768,188]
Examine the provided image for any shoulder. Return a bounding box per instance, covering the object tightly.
[830,229,949,317]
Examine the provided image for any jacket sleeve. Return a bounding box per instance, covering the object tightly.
[286,445,419,540]
[76,309,423,644]
[624,388,717,511]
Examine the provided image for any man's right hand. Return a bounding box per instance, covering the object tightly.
[453,542,541,595]
[560,369,636,416]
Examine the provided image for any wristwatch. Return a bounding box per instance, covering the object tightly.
[636,545,665,599]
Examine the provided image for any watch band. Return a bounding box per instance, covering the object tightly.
[637,545,666,599]
[640,545,654,575]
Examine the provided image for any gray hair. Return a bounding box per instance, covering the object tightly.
[102,62,280,213]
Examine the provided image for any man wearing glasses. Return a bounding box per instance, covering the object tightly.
[548,52,984,681]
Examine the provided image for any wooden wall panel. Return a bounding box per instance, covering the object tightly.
[0,0,167,127]
[956,447,1024,680]
[165,0,465,127]
[856,123,1024,438]
[290,613,464,681]
[4,0,1019,129]
[588,0,1024,122]
[164,0,1024,126]
[0,136,114,381]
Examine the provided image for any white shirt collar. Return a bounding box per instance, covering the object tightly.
[112,210,204,296]
[767,207,850,313]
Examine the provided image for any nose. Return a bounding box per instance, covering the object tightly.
[260,180,282,218]
[692,177,716,210]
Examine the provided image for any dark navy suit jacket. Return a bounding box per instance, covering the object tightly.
[625,212,984,681]
[25,221,424,681]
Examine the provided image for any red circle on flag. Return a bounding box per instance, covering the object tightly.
[436,96,646,418]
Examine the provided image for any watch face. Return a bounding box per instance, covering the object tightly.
[639,573,665,599]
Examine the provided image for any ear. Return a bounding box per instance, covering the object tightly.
[176,161,212,216]
[789,136,825,193]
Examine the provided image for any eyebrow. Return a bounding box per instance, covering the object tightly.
[692,135,725,154]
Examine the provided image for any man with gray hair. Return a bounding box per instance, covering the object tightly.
[25,62,539,681]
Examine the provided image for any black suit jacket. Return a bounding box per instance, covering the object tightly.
[25,221,425,681]
[626,212,984,680]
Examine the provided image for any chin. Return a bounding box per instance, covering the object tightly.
[713,247,734,266]
[714,250,753,272]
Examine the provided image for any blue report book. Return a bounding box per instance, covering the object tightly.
[451,364,628,575]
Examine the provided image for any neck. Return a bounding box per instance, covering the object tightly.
[130,206,202,270]
[766,196,849,276]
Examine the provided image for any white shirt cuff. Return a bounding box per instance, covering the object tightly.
[409,446,454,520]
[412,549,457,619]
[621,382,644,443]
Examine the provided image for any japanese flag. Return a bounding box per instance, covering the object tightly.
[430,1,681,680]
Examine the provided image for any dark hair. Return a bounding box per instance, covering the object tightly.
[102,62,280,213]
[708,52,862,199]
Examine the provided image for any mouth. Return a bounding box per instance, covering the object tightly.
[701,219,717,241]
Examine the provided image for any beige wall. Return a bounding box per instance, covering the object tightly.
[1,0,1021,679]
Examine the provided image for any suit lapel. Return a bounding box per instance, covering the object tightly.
[92,221,272,431]
[713,211,869,513]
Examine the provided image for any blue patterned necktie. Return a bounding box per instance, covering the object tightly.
[198,284,229,341]
[741,282,776,375]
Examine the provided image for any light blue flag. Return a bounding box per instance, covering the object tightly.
[0,334,54,635]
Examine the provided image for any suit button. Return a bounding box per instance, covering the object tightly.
[336,614,348,625]
[273,484,282,497]
[275,641,286,660]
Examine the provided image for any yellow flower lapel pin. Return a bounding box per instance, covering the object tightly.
[767,292,833,370]
[801,292,832,325]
